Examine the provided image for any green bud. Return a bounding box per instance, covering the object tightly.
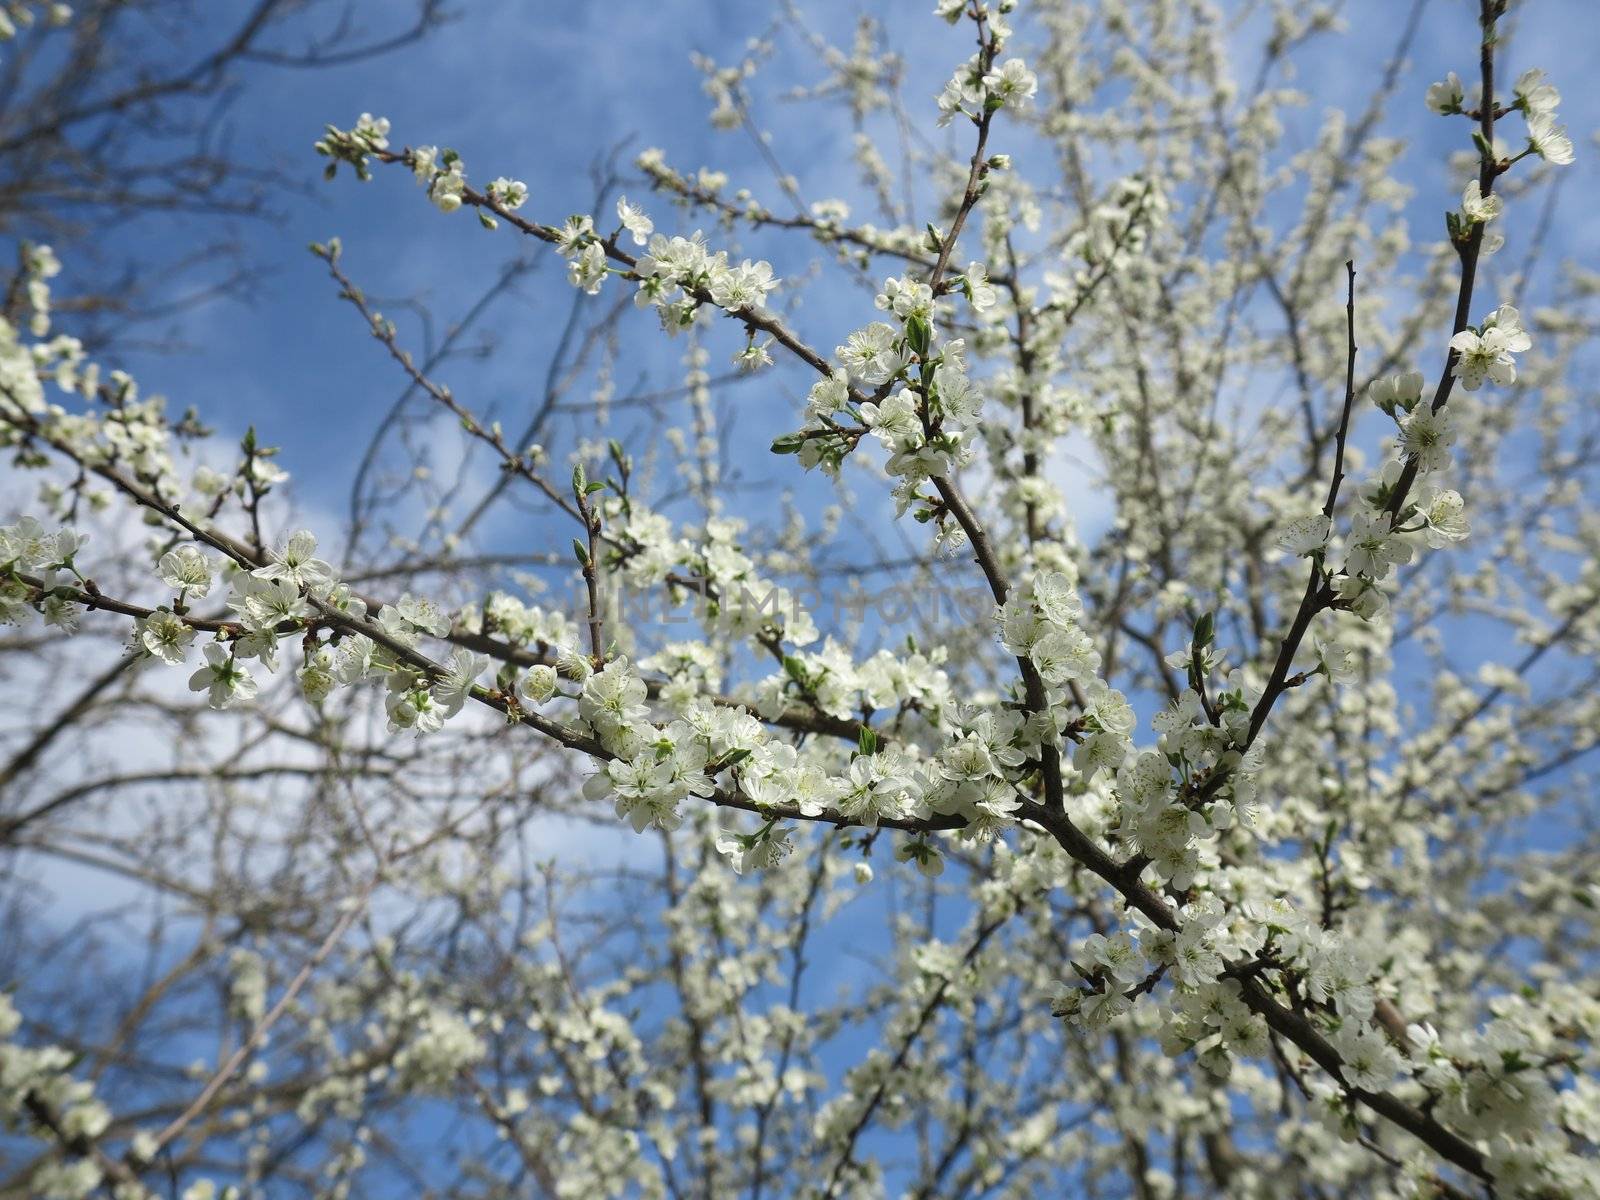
[904,315,932,358]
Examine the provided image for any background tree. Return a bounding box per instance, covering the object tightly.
[1,1,1598,1198]
[0,0,446,350]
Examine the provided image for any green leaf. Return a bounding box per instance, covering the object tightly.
[770,431,809,455]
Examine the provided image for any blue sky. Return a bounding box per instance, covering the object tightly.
[74,0,1594,565]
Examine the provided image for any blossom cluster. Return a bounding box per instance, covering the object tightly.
[3,1,1598,1192]
[1427,66,1575,168]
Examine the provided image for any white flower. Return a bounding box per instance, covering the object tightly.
[1170,925,1224,986]
[1331,1023,1401,1092]
[229,576,313,631]
[590,748,702,833]
[710,259,779,311]
[1460,180,1502,225]
[192,465,229,496]
[189,642,257,709]
[1526,112,1574,166]
[875,276,934,321]
[804,370,850,420]
[41,593,80,633]
[433,648,488,716]
[1425,72,1464,114]
[1277,513,1332,557]
[32,1160,105,1200]
[355,112,390,149]
[963,262,997,311]
[0,516,53,569]
[982,58,1038,109]
[427,158,466,213]
[1334,572,1388,621]
[859,390,920,445]
[733,340,774,372]
[838,322,908,385]
[1032,570,1082,627]
[715,826,792,875]
[1029,626,1099,686]
[1081,931,1144,984]
[157,545,214,596]
[1367,370,1425,415]
[410,144,438,183]
[334,633,379,683]
[1450,304,1531,390]
[136,610,194,665]
[1080,986,1132,1029]
[940,733,997,782]
[554,214,595,257]
[392,1005,485,1091]
[1343,510,1413,579]
[568,242,608,294]
[1422,488,1471,547]
[386,676,446,734]
[518,664,558,705]
[1399,406,1456,473]
[836,752,922,828]
[1315,639,1358,682]
[1152,690,1204,736]
[254,529,335,592]
[1513,68,1561,118]
[579,658,651,749]
[392,593,451,638]
[616,196,654,245]
[487,177,528,210]
[297,646,336,701]
[1074,731,1127,779]
[936,58,985,126]
[933,363,982,428]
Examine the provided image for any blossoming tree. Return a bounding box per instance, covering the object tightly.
[2,0,1597,1196]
